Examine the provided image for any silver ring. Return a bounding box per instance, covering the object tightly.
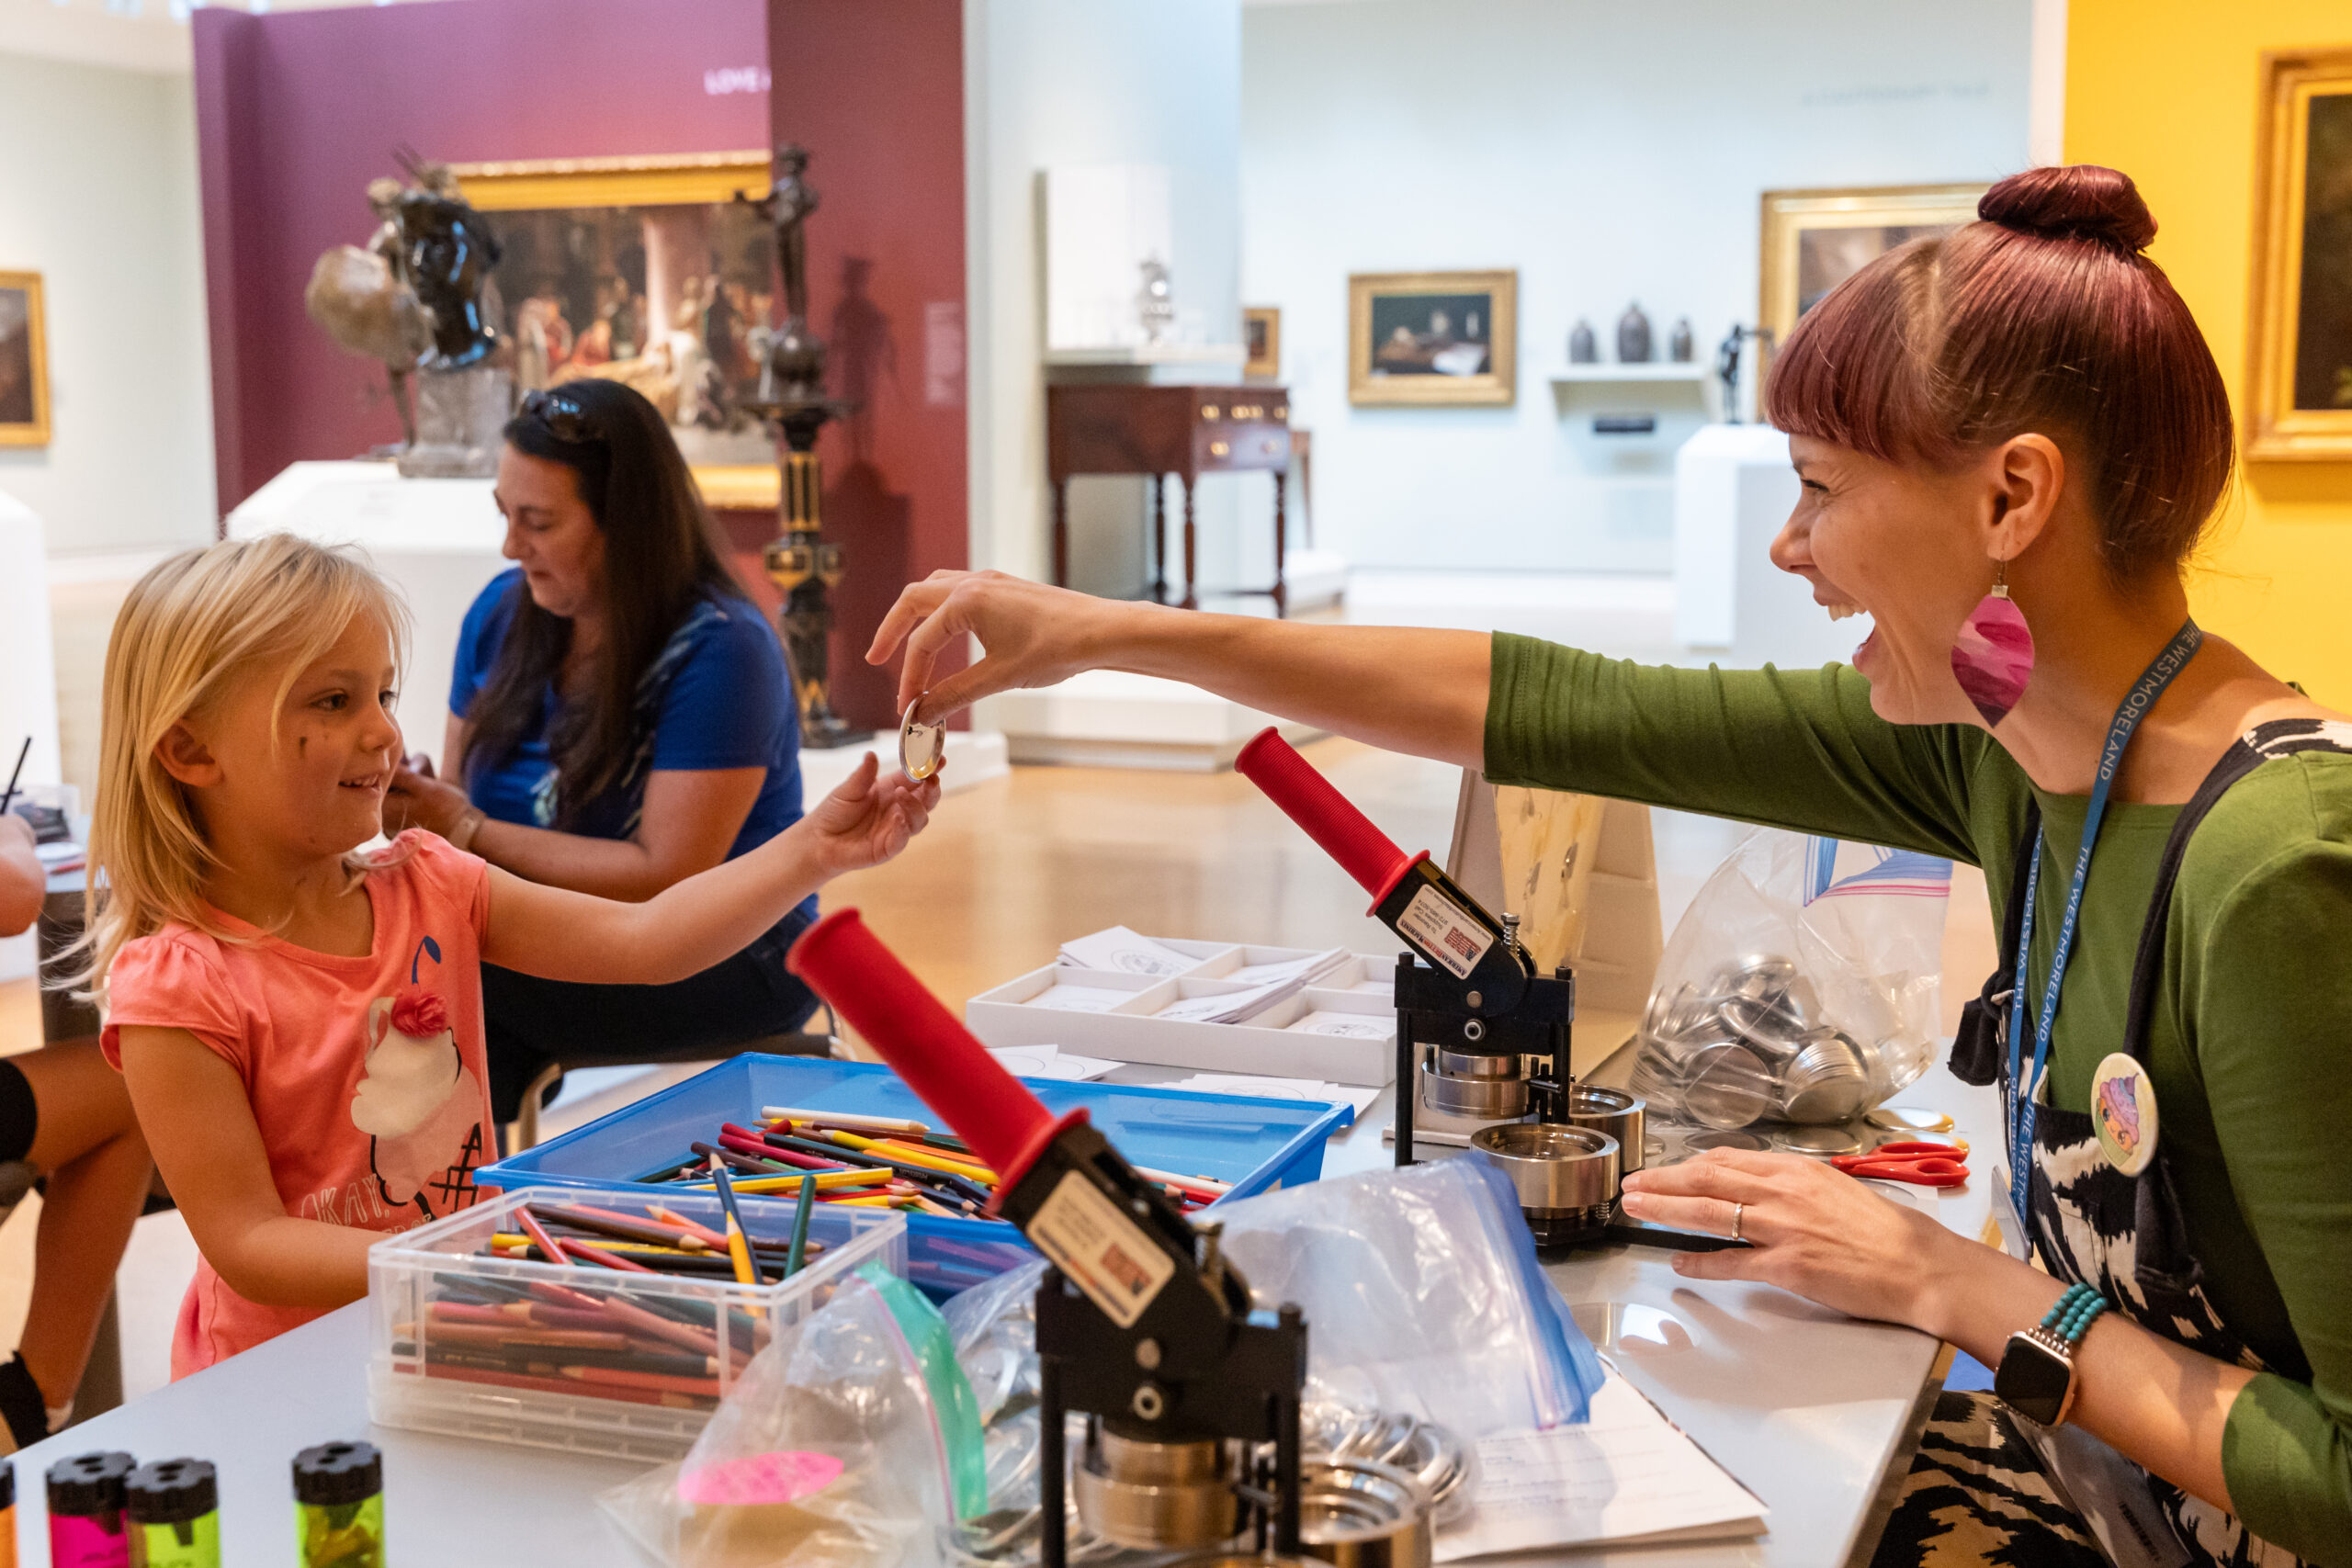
[1729,1201,1745,1242]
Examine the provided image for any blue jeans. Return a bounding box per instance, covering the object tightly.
[481,905,819,1122]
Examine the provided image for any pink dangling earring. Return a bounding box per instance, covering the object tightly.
[1951,560,2035,727]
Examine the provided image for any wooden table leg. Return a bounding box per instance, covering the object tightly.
[1182,478,1199,611]
[1272,468,1288,619]
[1051,479,1069,587]
[1150,475,1168,604]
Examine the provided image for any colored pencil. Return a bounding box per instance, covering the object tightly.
[560,1363,723,1398]
[516,1205,573,1266]
[785,1173,816,1277]
[762,1106,931,1134]
[708,1161,763,1286]
[647,1205,729,1247]
[692,1140,796,1176]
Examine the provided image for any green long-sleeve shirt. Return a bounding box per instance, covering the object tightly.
[1485,634,2352,1561]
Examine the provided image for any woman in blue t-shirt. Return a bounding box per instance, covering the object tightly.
[383,378,819,1122]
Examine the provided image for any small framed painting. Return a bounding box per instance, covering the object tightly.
[1348,269,1516,407]
[1242,305,1281,379]
[0,272,52,447]
[1757,184,1985,368]
[2247,47,2352,459]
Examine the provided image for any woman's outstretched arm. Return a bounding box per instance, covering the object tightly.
[867,572,1492,770]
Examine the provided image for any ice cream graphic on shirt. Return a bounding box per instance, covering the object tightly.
[351,990,486,1219]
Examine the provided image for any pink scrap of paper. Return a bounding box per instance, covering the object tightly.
[677,1450,847,1507]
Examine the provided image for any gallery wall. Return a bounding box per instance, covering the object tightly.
[965,0,1245,591]
[193,0,772,518]
[0,51,215,555]
[2068,0,2352,708]
[1239,0,2034,575]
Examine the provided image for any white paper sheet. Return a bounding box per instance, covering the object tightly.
[985,1043,1121,1082]
[1057,926,1197,976]
[1153,981,1289,1024]
[1167,1074,1378,1115]
[1433,1371,1766,1560]
[1026,985,1136,1013]
[1224,946,1350,987]
[1283,1010,1393,1040]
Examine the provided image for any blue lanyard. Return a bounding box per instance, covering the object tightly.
[2006,620,2202,1235]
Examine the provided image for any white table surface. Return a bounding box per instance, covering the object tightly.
[9,1060,1996,1567]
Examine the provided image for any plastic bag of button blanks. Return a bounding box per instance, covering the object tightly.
[932,1158,1605,1567]
[1634,828,1952,1130]
[601,1262,988,1568]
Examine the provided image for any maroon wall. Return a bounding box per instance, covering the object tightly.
[193,0,771,518]
[768,0,969,731]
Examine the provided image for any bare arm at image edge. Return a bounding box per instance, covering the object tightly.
[0,813,41,937]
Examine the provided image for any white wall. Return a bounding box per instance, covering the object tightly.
[1240,0,2032,574]
[966,0,1246,592]
[0,51,217,557]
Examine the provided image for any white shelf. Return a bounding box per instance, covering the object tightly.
[1043,343,1249,367]
[1550,364,1712,383]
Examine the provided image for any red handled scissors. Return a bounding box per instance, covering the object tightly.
[1831,1139,1971,1188]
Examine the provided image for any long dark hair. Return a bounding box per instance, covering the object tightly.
[460,378,742,824]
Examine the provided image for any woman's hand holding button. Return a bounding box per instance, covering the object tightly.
[868,570,1131,723]
[1618,1148,1962,1333]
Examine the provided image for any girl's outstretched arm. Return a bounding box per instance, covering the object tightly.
[482,752,940,986]
[116,1026,377,1309]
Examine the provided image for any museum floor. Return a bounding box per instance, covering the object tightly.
[0,737,1996,1410]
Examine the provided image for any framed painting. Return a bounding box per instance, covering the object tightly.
[0,271,51,447]
[1242,305,1281,379]
[449,151,783,508]
[1348,270,1516,407]
[1757,183,1986,367]
[2247,48,2352,460]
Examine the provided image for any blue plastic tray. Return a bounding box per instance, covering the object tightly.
[477,1055,1355,1299]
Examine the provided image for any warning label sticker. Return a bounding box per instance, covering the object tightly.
[1397,885,1495,980]
[1028,1171,1177,1328]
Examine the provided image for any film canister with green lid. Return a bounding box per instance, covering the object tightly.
[293,1440,384,1568]
[125,1459,219,1568]
[47,1450,136,1568]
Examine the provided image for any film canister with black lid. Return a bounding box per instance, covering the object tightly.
[47,1450,136,1568]
[293,1440,385,1568]
[126,1459,219,1568]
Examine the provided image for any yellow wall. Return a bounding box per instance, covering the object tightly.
[2068,0,2352,704]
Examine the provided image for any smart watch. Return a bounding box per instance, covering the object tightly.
[1994,1282,2109,1427]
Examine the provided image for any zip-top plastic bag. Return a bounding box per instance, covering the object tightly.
[601,1263,986,1568]
[1634,829,1951,1130]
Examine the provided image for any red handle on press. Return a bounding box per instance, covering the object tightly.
[1233,728,1422,907]
[786,908,1084,1193]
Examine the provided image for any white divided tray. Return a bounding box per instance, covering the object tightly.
[966,936,1399,1086]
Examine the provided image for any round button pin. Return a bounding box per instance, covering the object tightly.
[899,696,945,784]
[2089,1052,2158,1176]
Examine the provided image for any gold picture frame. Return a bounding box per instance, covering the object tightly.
[1242,305,1281,379]
[1758,183,1985,371]
[449,151,783,509]
[1348,270,1516,407]
[2247,48,2352,460]
[0,271,52,448]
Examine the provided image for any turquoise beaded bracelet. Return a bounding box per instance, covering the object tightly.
[2040,1282,2109,1348]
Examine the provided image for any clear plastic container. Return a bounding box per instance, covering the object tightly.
[366,1185,907,1461]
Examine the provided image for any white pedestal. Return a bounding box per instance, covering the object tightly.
[224,461,1005,792]
[1671,424,1861,671]
[0,493,62,981]
[981,669,1321,772]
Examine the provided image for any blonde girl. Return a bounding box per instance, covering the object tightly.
[89,536,937,1376]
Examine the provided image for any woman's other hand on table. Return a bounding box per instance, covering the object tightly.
[867,570,1130,722]
[797,752,942,876]
[1618,1147,1962,1332]
[382,763,473,840]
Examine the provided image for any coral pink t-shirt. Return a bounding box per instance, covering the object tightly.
[102,831,496,1377]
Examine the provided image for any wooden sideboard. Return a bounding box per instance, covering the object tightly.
[1046,383,1293,613]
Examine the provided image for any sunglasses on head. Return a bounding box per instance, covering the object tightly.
[521,389,601,445]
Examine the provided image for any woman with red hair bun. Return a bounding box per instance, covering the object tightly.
[870,166,2352,1566]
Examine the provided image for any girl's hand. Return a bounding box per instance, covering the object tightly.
[867,570,1130,723]
[1617,1148,1965,1332]
[382,764,473,840]
[797,752,942,877]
